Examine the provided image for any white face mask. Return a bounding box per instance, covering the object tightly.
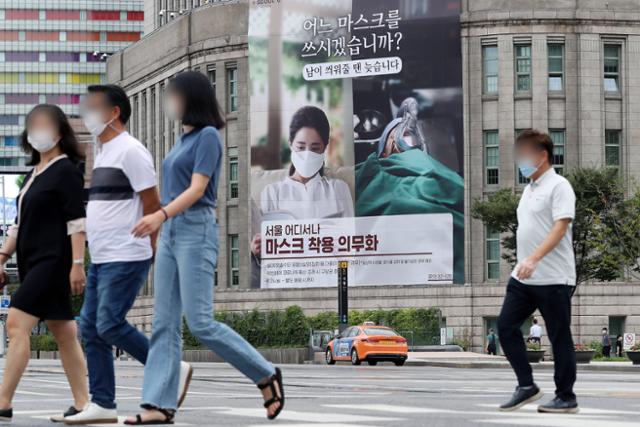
[165,99,181,121]
[27,129,58,153]
[291,150,325,179]
[82,110,114,137]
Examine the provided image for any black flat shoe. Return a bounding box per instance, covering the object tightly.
[0,407,12,422]
[499,384,543,412]
[538,397,579,414]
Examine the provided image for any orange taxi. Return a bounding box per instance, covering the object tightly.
[325,322,408,366]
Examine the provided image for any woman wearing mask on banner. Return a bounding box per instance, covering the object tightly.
[250,106,354,264]
[0,105,89,422]
[125,71,284,425]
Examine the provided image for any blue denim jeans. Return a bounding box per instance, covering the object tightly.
[141,207,275,410]
[81,259,152,409]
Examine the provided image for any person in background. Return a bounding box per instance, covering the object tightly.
[125,71,284,425]
[0,105,89,423]
[601,327,611,358]
[63,85,191,425]
[497,130,578,414]
[528,318,542,344]
[616,335,623,357]
[486,329,498,355]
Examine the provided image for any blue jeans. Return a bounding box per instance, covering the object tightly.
[141,207,275,410]
[81,259,152,409]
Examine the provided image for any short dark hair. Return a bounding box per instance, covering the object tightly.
[168,71,225,129]
[87,84,132,124]
[289,106,330,145]
[533,318,538,324]
[516,129,554,164]
[21,104,85,166]
[288,106,331,177]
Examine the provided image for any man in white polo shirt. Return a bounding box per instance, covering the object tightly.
[497,129,578,414]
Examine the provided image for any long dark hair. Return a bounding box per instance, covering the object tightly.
[169,71,225,130]
[21,104,84,166]
[288,106,330,176]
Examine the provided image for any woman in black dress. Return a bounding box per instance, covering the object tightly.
[0,105,89,422]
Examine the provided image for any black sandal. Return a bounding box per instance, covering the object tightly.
[123,408,175,425]
[258,367,285,420]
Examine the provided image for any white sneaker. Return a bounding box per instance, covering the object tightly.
[63,403,117,425]
[177,361,194,408]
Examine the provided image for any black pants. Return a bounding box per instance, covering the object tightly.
[498,278,577,401]
[603,345,611,358]
[487,345,497,355]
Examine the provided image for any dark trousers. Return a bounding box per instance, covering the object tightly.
[603,345,611,358]
[498,278,577,401]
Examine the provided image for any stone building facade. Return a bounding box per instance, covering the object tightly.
[108,0,640,352]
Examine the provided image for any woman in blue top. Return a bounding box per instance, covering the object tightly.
[126,72,284,425]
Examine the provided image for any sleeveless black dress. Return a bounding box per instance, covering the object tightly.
[11,157,85,320]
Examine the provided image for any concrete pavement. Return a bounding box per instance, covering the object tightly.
[405,351,639,371]
[2,359,639,426]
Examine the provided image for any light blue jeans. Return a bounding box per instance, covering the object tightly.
[141,207,275,410]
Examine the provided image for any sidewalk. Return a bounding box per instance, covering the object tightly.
[406,351,639,372]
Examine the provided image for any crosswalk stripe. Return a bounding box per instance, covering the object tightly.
[476,403,638,415]
[30,415,193,426]
[479,417,640,427]
[212,407,405,423]
[248,424,378,427]
[324,403,457,414]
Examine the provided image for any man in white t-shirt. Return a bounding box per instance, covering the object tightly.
[497,130,578,415]
[62,85,190,424]
[529,318,542,344]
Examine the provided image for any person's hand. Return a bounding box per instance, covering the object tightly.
[251,234,262,257]
[132,211,165,238]
[515,256,539,280]
[0,264,7,289]
[70,264,86,296]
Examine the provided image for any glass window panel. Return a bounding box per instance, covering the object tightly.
[549,76,563,91]
[46,10,81,20]
[548,57,563,73]
[483,46,498,94]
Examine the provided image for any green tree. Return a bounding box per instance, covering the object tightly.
[15,175,25,189]
[471,167,640,285]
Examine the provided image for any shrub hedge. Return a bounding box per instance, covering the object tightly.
[30,334,58,351]
[183,306,440,349]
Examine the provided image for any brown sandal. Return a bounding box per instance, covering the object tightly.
[258,367,285,420]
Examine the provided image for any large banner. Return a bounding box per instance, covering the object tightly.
[249,0,464,288]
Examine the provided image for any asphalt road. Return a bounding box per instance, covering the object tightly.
[3,359,639,426]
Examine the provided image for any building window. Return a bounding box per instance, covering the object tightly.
[227,66,238,112]
[605,130,621,172]
[484,131,499,185]
[229,235,240,287]
[604,44,620,92]
[486,228,500,281]
[515,44,531,92]
[548,43,564,91]
[88,11,121,20]
[550,130,565,175]
[482,45,498,94]
[228,147,239,199]
[208,67,217,95]
[516,130,529,184]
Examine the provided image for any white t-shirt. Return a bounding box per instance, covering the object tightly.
[260,174,354,219]
[512,168,576,285]
[530,324,542,338]
[87,132,157,264]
